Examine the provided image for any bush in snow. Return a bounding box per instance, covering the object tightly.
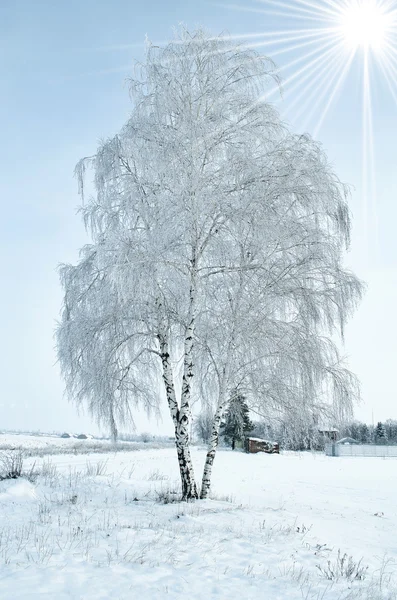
[316,549,368,582]
[0,449,25,480]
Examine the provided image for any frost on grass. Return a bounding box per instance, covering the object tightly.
[316,549,368,582]
[0,449,26,480]
[0,449,37,482]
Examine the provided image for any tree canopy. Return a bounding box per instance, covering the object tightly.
[57,28,364,499]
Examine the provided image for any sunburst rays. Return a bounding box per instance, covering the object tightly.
[218,0,397,252]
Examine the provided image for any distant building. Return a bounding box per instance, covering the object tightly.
[318,428,338,442]
[336,437,359,445]
[245,437,279,454]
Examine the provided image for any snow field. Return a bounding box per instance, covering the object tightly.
[0,432,173,456]
[0,432,92,450]
[0,445,396,599]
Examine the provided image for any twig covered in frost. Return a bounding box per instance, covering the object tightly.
[316,549,368,582]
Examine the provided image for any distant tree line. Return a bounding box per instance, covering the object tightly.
[338,420,394,445]
[194,404,397,451]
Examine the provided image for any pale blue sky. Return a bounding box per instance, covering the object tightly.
[1,0,396,433]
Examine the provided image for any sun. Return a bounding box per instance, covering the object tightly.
[221,0,397,255]
[338,1,390,51]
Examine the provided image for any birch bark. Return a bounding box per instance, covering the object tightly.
[157,267,199,500]
[200,394,226,499]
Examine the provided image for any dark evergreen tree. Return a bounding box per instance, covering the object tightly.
[220,392,254,450]
[359,423,370,444]
[375,421,388,445]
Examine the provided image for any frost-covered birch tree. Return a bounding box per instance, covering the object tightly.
[56,28,363,500]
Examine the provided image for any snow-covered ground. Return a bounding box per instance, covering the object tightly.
[0,443,396,599]
[0,432,101,449]
[0,432,172,455]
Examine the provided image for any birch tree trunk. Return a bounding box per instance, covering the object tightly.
[200,276,242,499]
[158,311,198,500]
[200,396,227,499]
[175,421,198,500]
[177,264,199,499]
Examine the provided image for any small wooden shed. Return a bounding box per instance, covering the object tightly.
[245,437,279,454]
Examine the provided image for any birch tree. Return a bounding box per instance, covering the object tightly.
[57,28,363,500]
